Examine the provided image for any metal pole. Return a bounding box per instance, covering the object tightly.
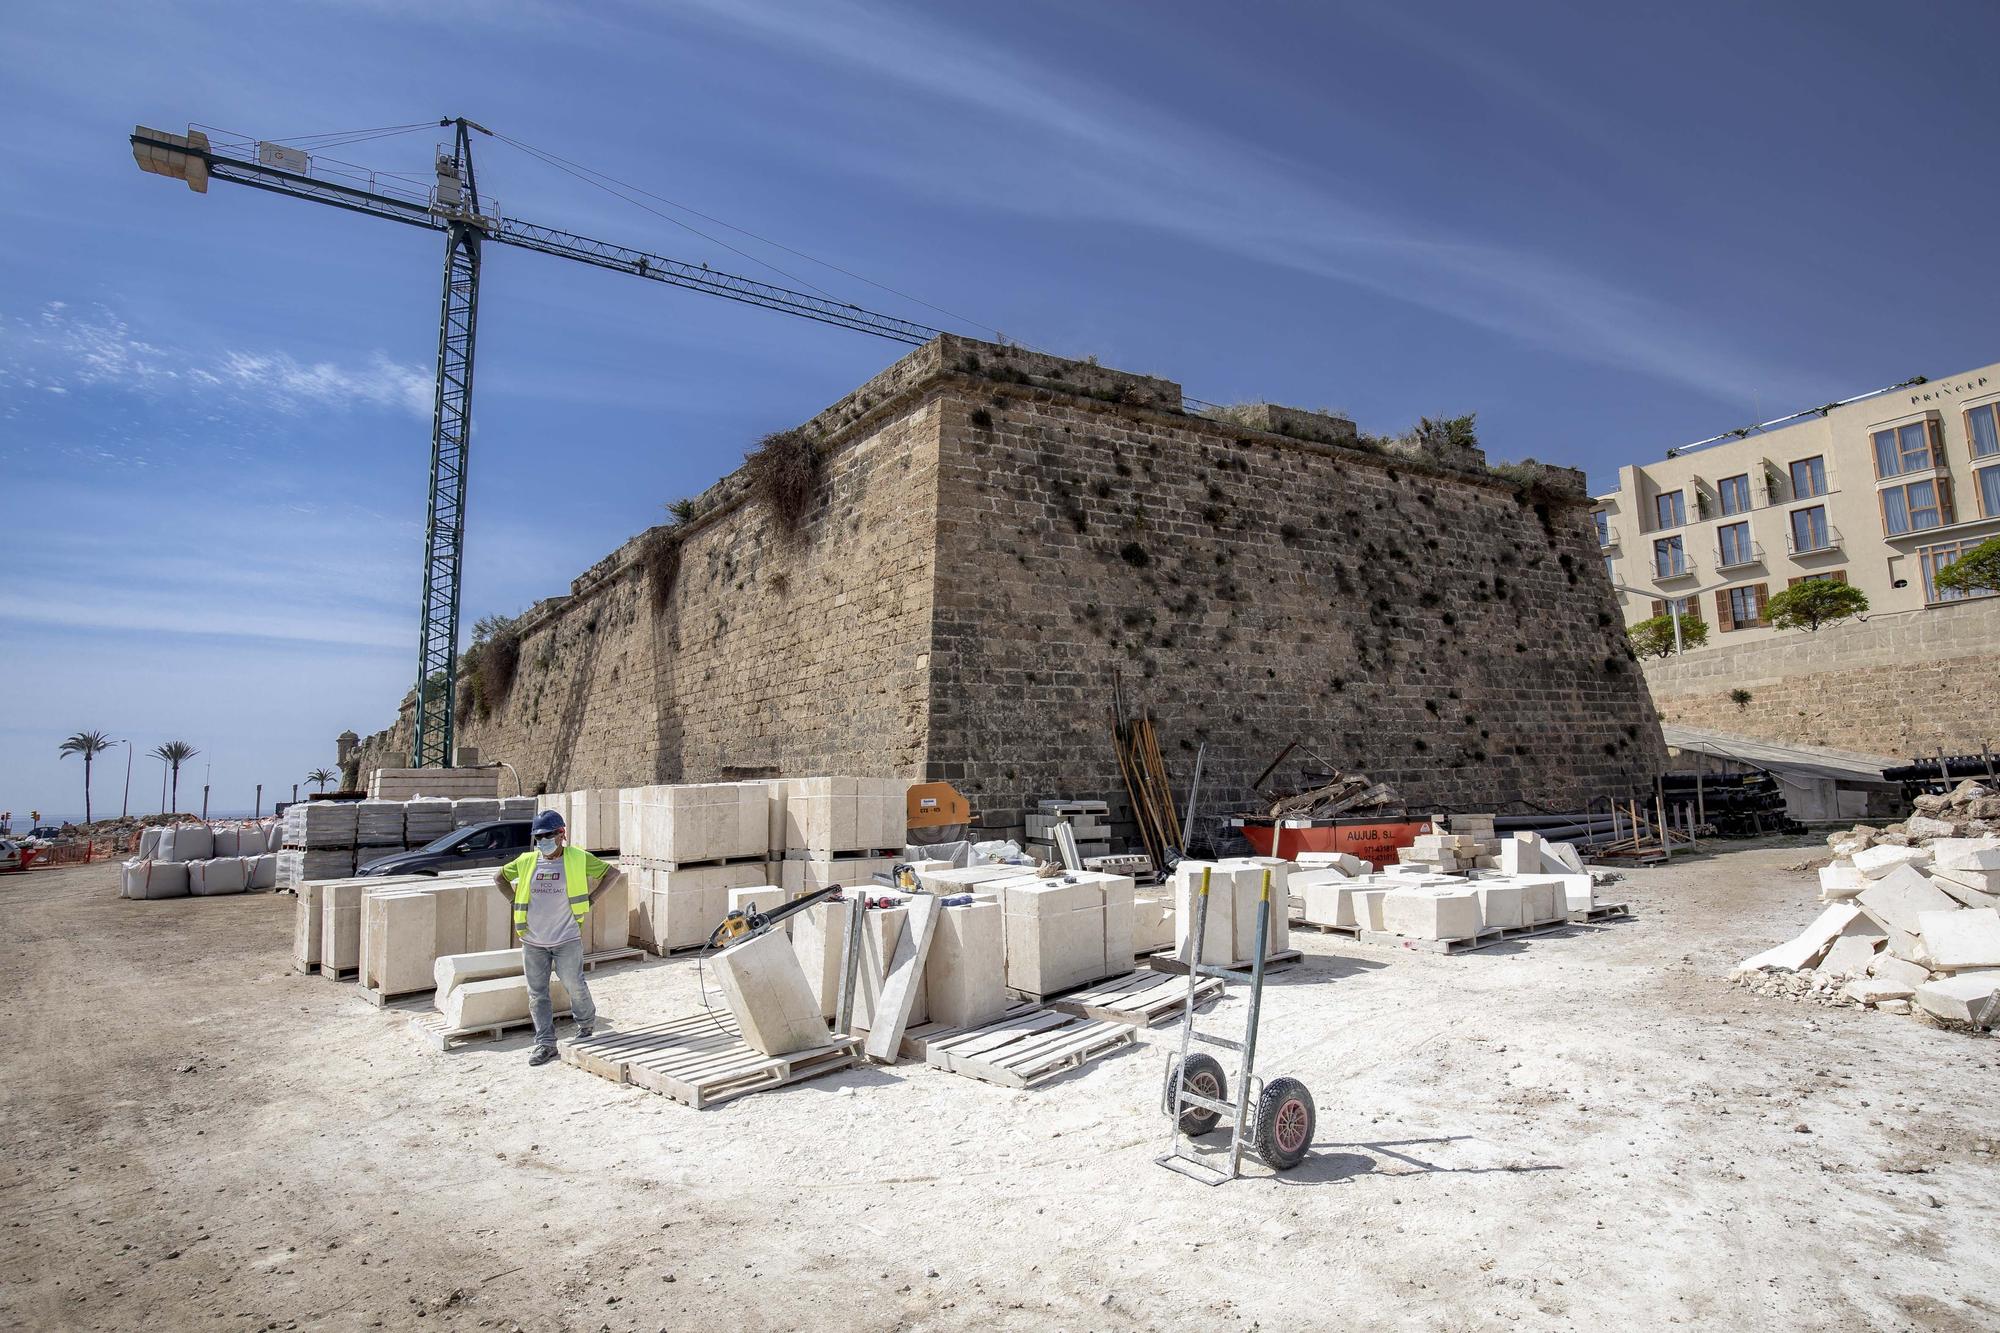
[255,783,263,819]
[1180,742,1206,858]
[121,741,132,819]
[1670,599,1683,654]
[1656,794,1670,861]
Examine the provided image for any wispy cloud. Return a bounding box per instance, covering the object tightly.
[0,301,430,417]
[671,0,1814,404]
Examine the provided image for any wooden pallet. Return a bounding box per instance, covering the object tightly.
[1047,969,1224,1027]
[318,964,359,982]
[1570,902,1632,923]
[1146,948,1303,979]
[1357,919,1572,955]
[897,1001,1041,1062]
[924,1009,1136,1089]
[408,1007,571,1054]
[558,1012,858,1109]
[358,946,645,1009]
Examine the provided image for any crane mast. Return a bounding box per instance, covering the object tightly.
[130,119,943,768]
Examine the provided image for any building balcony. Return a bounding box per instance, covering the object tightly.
[1597,523,1620,549]
[1714,540,1765,571]
[1652,554,1698,581]
[1787,524,1842,556]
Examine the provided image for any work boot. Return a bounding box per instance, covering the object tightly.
[576,1023,595,1039]
[527,1045,558,1068]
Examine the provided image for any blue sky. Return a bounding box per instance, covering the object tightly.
[4,0,1997,821]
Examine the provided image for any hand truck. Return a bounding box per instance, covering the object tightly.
[1157,865,1315,1183]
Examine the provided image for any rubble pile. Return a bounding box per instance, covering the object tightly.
[1734,780,2000,1031]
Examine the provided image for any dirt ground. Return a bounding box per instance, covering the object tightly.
[4,843,1998,1332]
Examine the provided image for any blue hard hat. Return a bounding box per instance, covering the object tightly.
[531,810,566,837]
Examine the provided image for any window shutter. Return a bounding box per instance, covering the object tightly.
[1715,589,1734,632]
[1940,478,1956,525]
[1928,416,1946,465]
[1829,569,1846,584]
[1753,583,1769,625]
[1787,576,1803,588]
[1651,599,1665,618]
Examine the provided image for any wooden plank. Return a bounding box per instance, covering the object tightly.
[865,892,939,1063]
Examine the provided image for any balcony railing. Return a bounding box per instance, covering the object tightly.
[1653,553,1698,580]
[1787,524,1842,556]
[1597,523,1620,549]
[1715,540,1765,571]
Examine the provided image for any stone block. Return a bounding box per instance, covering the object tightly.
[1933,840,2000,873]
[1172,862,1238,964]
[1001,879,1110,996]
[1929,870,2000,909]
[1913,971,2000,1026]
[1380,888,1482,941]
[1500,832,1542,876]
[1918,908,2000,972]
[851,902,930,1028]
[917,863,1030,892]
[1294,851,1367,875]
[1868,954,1932,988]
[1857,864,1960,936]
[1504,877,1568,924]
[790,898,852,1018]
[1351,888,1390,931]
[780,856,894,896]
[1904,814,1962,840]
[710,928,832,1057]
[1843,978,1915,1005]
[1736,903,1860,973]
[925,900,1006,1029]
[1853,844,1933,879]
[434,948,525,997]
[1818,919,1886,976]
[367,891,439,995]
[1818,863,1864,900]
[442,973,568,1030]
[1475,883,1528,930]
[321,881,366,971]
[1132,889,1175,953]
[293,881,323,965]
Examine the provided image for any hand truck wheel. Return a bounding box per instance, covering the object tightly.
[1254,1076,1314,1171]
[1163,1054,1227,1136]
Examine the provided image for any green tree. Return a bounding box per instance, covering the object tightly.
[1627,612,1708,659]
[151,741,199,813]
[1934,536,2000,597]
[1765,579,1868,631]
[57,730,116,825]
[306,768,336,793]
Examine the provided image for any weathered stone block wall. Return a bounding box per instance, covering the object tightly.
[350,387,943,792]
[924,359,1665,831]
[1643,598,2000,758]
[352,334,1670,831]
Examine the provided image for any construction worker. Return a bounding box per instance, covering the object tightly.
[495,810,622,1067]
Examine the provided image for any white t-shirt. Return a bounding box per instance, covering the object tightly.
[522,855,581,948]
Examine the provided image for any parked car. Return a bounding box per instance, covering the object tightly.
[27,826,63,841]
[0,839,33,872]
[356,820,532,877]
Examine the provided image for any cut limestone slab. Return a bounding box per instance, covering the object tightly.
[791,898,852,1019]
[1736,903,1860,973]
[434,948,526,997]
[1294,851,1366,875]
[1932,840,2000,873]
[1843,978,1915,1005]
[1857,865,1961,936]
[1351,888,1390,932]
[442,973,569,1030]
[1853,844,1933,880]
[1474,883,1528,930]
[865,892,940,1061]
[926,899,1007,1029]
[1132,890,1175,954]
[1918,908,2000,972]
[1818,863,1863,900]
[1913,971,2000,1026]
[1173,862,1238,964]
[1296,871,1356,927]
[1868,954,1933,988]
[711,928,833,1058]
[1819,919,1886,976]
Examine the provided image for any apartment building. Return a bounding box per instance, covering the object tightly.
[1596,359,2000,646]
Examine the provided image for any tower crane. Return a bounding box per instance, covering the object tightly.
[131,118,944,769]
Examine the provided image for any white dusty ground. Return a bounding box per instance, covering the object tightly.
[4,842,1999,1332]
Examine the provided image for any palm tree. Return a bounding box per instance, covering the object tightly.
[58,731,116,825]
[151,741,199,813]
[306,768,336,793]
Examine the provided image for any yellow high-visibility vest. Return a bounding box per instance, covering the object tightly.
[503,846,595,935]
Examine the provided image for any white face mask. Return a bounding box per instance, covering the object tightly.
[536,836,561,856]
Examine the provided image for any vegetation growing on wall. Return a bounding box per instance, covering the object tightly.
[746,428,822,537]
[640,528,682,610]
[461,611,523,719]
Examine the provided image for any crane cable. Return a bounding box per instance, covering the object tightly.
[489,129,1013,342]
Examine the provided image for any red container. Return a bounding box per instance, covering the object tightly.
[1236,818,1432,869]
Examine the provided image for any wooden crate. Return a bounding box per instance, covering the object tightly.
[924,1009,1135,1089]
[558,1012,857,1109]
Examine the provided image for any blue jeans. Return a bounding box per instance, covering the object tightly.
[523,936,595,1049]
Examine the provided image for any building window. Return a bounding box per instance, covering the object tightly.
[1968,403,1999,460]
[1604,555,1616,585]
[1872,421,1938,479]
[1880,477,1952,535]
[1789,505,1832,553]
[1717,521,1754,567]
[1653,535,1688,578]
[1716,583,1767,631]
[1979,463,2000,519]
[1648,597,1694,618]
[1787,571,1847,588]
[1790,456,1827,498]
[1654,490,1685,531]
[1718,474,1751,516]
[1920,539,1996,604]
[1593,510,1611,546]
